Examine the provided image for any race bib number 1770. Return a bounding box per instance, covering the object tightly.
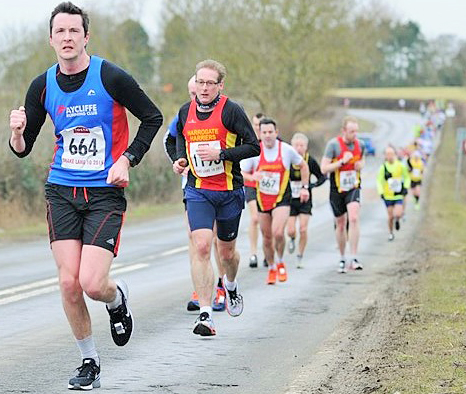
[60,125,106,171]
[189,140,225,177]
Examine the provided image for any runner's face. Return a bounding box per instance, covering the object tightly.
[252,116,261,137]
[385,147,396,163]
[292,139,307,156]
[49,13,89,62]
[260,124,278,149]
[195,68,224,104]
[343,121,358,143]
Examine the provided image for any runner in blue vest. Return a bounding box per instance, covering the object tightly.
[9,2,163,390]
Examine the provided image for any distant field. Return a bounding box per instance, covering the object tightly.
[333,86,466,101]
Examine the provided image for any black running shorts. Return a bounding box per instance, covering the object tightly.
[410,180,422,188]
[329,188,360,217]
[244,186,257,203]
[289,197,312,216]
[44,183,127,256]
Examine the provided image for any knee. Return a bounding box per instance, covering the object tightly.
[194,239,211,259]
[59,274,82,303]
[251,215,259,226]
[80,276,105,301]
[299,226,307,236]
[220,246,236,263]
[273,230,285,243]
[348,215,358,226]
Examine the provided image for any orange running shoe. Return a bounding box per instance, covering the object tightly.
[277,262,287,282]
[187,291,200,311]
[267,268,277,285]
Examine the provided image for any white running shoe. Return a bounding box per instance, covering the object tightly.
[223,275,244,317]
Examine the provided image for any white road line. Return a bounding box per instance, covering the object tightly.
[0,244,185,306]
[0,285,60,306]
[160,245,189,257]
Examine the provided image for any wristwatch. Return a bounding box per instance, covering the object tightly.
[122,151,137,167]
[302,184,309,190]
[219,149,226,161]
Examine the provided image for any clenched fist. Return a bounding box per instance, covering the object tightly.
[10,106,27,135]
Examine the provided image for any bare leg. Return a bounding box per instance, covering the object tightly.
[347,202,360,256]
[190,229,214,308]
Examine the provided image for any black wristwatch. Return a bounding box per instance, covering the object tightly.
[219,149,226,161]
[122,151,137,167]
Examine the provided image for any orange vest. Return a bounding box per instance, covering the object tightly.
[332,136,362,193]
[255,141,290,211]
[183,95,237,191]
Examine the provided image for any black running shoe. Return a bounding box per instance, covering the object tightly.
[395,219,400,231]
[193,312,216,336]
[68,358,100,390]
[249,254,258,268]
[107,280,133,346]
[263,258,269,267]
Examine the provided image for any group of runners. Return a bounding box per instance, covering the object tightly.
[7,2,430,391]
[376,100,445,240]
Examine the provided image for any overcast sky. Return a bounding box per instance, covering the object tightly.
[0,0,464,42]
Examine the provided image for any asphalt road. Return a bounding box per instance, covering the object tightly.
[0,109,422,394]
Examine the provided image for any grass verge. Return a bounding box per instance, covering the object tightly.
[381,119,466,393]
[333,86,466,101]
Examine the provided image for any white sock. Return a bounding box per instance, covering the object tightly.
[200,306,212,316]
[106,287,122,310]
[270,263,277,270]
[76,336,99,366]
[224,278,237,291]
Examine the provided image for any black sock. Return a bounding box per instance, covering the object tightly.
[217,277,223,288]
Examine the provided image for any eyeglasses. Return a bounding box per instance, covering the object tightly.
[195,80,219,87]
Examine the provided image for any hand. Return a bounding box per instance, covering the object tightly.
[342,151,353,164]
[251,172,263,182]
[300,188,310,203]
[106,155,130,187]
[10,106,27,136]
[173,158,188,174]
[354,160,363,171]
[196,145,220,161]
[181,166,190,177]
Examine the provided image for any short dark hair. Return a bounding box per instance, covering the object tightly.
[50,2,89,36]
[259,117,277,129]
[255,113,264,119]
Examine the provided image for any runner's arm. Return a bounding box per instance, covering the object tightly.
[240,157,256,182]
[221,101,260,162]
[102,61,163,166]
[9,74,47,157]
[308,157,327,188]
[402,164,411,190]
[163,115,179,163]
[320,139,342,174]
[376,165,385,196]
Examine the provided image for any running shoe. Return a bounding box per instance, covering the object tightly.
[267,268,277,285]
[193,312,216,336]
[68,358,100,390]
[338,260,347,274]
[277,262,288,282]
[249,254,258,268]
[263,258,269,267]
[212,286,226,312]
[388,233,395,242]
[351,259,363,270]
[288,238,296,254]
[296,255,304,269]
[187,291,200,311]
[107,280,133,347]
[395,219,400,231]
[223,275,244,317]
